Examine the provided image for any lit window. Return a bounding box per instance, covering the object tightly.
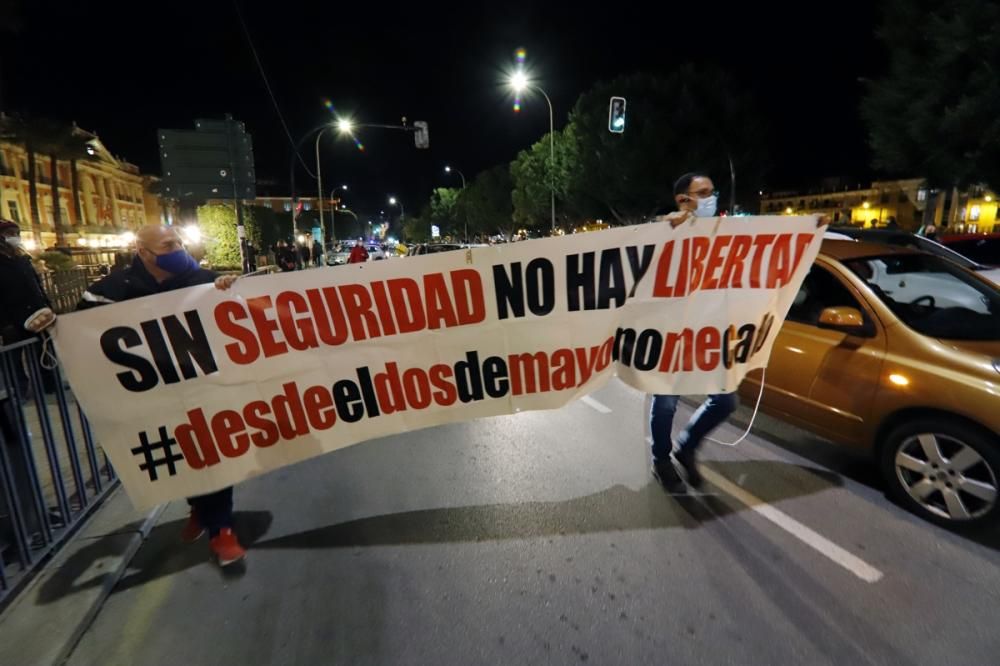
[970,205,981,222]
[303,202,312,211]
[283,202,292,212]
[917,189,927,202]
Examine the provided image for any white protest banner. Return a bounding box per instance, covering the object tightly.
[53,217,823,508]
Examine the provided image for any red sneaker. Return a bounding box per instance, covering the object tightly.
[210,528,246,566]
[180,510,205,543]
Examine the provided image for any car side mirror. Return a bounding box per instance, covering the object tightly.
[817,306,866,333]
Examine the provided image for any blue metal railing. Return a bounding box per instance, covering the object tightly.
[0,338,116,609]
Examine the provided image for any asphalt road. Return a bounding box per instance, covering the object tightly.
[65,381,1000,665]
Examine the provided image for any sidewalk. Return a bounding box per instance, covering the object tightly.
[0,486,162,666]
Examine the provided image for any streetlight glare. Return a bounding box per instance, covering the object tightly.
[337,118,353,133]
[444,166,452,173]
[509,70,529,93]
[389,197,397,205]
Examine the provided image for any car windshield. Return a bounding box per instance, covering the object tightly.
[908,236,982,270]
[942,238,1000,266]
[844,254,1000,341]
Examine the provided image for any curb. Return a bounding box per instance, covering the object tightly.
[0,491,167,666]
[53,503,166,665]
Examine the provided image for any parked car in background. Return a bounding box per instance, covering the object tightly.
[326,245,351,266]
[740,239,1000,529]
[938,233,1000,268]
[406,243,463,256]
[831,227,1000,286]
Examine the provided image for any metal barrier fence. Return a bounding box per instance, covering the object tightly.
[0,338,116,608]
[38,266,105,314]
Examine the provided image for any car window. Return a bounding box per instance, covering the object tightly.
[845,254,1000,341]
[787,266,864,326]
[903,236,980,269]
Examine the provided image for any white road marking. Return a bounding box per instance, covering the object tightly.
[581,396,612,414]
[700,466,884,584]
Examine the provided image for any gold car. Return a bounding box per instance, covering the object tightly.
[741,240,1000,528]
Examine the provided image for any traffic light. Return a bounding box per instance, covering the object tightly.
[414,121,430,149]
[608,96,626,133]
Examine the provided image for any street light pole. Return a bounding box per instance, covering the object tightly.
[445,165,468,241]
[509,73,557,233]
[314,126,330,245]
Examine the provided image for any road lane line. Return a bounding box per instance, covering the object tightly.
[581,396,612,413]
[700,467,884,584]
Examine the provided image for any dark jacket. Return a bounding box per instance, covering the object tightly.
[0,250,51,344]
[77,256,218,309]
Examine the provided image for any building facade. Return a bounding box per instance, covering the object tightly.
[760,178,997,233]
[0,128,164,251]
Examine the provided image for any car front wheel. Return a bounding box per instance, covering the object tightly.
[881,418,1000,529]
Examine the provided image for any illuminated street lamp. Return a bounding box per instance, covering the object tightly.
[388,196,405,220]
[316,118,355,241]
[508,70,555,232]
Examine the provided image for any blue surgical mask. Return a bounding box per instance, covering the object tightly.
[695,194,718,217]
[153,248,196,274]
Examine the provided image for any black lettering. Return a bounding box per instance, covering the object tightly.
[482,356,509,398]
[733,324,755,364]
[354,367,381,418]
[526,258,555,316]
[100,326,158,392]
[454,351,484,403]
[492,263,525,319]
[332,380,365,423]
[626,245,656,298]
[633,329,662,371]
[613,327,637,366]
[139,319,180,385]
[597,249,627,309]
[566,252,596,311]
[162,311,218,380]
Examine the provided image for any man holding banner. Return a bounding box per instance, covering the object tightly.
[78,225,247,566]
[649,173,738,492]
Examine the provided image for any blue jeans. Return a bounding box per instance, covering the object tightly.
[650,393,739,464]
[187,486,233,537]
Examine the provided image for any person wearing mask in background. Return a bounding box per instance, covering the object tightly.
[348,238,369,264]
[648,173,740,492]
[0,219,57,542]
[77,225,247,566]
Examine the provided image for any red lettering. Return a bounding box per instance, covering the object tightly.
[402,368,432,409]
[451,269,486,325]
[424,273,459,329]
[374,362,407,414]
[720,235,752,288]
[275,291,319,351]
[789,233,815,279]
[211,409,249,458]
[429,364,457,406]
[651,241,676,297]
[174,408,221,468]
[271,382,309,440]
[339,284,381,341]
[696,327,721,371]
[659,329,694,373]
[215,302,260,365]
[701,236,733,290]
[749,234,776,289]
[243,400,279,448]
[766,234,792,289]
[370,282,398,336]
[316,287,349,345]
[687,237,712,292]
[247,296,288,358]
[386,278,426,333]
[303,386,336,430]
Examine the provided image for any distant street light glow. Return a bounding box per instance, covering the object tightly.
[509,70,529,93]
[337,118,353,133]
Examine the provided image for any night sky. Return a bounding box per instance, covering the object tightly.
[2,0,882,218]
